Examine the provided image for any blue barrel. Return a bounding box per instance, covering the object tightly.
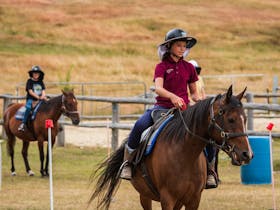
[241,136,272,184]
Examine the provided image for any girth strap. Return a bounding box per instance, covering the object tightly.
[140,162,160,199]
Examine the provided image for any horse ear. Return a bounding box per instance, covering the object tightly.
[61,89,66,95]
[236,87,247,101]
[224,85,233,104]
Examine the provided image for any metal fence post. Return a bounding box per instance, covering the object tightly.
[246,92,254,131]
[111,102,119,151]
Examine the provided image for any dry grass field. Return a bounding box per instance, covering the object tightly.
[0,0,279,96]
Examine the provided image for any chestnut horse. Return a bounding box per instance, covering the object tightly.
[3,90,80,176]
[89,85,253,210]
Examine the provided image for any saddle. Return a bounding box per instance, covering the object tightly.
[15,101,43,121]
[133,108,176,165]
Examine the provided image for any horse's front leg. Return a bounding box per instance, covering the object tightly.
[38,140,47,177]
[140,194,152,210]
[44,137,55,176]
[22,141,34,176]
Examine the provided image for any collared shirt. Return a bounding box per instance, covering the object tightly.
[154,56,198,108]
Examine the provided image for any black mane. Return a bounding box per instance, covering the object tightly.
[162,96,220,142]
[38,95,62,113]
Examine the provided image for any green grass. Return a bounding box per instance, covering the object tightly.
[0,139,280,210]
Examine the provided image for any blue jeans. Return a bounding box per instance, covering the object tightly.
[127,106,166,149]
[205,144,217,163]
[22,99,33,124]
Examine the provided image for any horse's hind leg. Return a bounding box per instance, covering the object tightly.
[6,133,16,176]
[140,195,152,210]
[22,141,34,176]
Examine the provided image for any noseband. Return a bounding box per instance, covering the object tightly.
[179,96,248,154]
[61,94,79,117]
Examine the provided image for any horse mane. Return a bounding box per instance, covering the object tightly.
[163,95,222,143]
[39,94,62,112]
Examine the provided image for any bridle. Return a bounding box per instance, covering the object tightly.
[178,96,248,155]
[61,94,79,118]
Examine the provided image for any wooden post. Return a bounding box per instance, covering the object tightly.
[111,102,119,151]
[56,116,65,147]
[246,93,254,131]
[272,75,279,104]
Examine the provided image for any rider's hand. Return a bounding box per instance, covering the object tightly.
[170,95,187,110]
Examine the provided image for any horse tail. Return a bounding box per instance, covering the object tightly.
[88,140,126,210]
[3,106,16,156]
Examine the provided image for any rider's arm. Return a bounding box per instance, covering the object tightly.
[189,82,200,102]
[28,89,40,100]
[154,77,184,108]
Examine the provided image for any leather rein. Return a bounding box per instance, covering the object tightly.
[178,96,248,155]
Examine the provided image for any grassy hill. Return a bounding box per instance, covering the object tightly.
[0,0,279,94]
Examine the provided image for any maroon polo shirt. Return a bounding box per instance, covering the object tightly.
[154,56,198,108]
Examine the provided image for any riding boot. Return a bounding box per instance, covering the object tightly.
[206,159,218,189]
[120,144,136,180]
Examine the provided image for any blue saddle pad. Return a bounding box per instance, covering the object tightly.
[15,106,26,120]
[141,114,174,156]
[15,101,42,121]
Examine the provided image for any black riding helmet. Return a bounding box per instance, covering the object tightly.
[28,65,44,80]
[158,28,197,48]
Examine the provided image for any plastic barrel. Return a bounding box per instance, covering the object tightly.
[241,136,272,184]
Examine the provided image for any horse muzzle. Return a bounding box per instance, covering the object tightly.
[230,148,253,166]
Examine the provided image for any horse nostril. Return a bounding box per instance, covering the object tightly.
[242,151,250,160]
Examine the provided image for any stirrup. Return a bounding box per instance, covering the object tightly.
[119,161,132,180]
[18,123,25,131]
[205,174,218,189]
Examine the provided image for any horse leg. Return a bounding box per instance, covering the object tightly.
[44,138,55,176]
[160,189,176,210]
[140,194,152,210]
[22,141,34,176]
[173,202,183,210]
[6,133,16,176]
[38,141,46,176]
[44,142,49,176]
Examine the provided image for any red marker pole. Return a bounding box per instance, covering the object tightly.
[45,119,54,210]
[266,122,276,210]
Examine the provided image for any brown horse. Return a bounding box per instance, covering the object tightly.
[3,90,80,176]
[89,85,253,210]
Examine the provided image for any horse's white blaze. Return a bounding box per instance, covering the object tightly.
[240,114,253,159]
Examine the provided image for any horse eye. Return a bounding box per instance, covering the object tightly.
[228,118,235,123]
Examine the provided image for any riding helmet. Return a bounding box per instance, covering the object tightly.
[28,65,45,80]
[189,59,201,75]
[158,28,197,48]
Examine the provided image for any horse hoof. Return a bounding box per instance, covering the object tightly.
[11,171,17,176]
[27,170,35,176]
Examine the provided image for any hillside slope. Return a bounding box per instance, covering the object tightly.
[0,0,279,94]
